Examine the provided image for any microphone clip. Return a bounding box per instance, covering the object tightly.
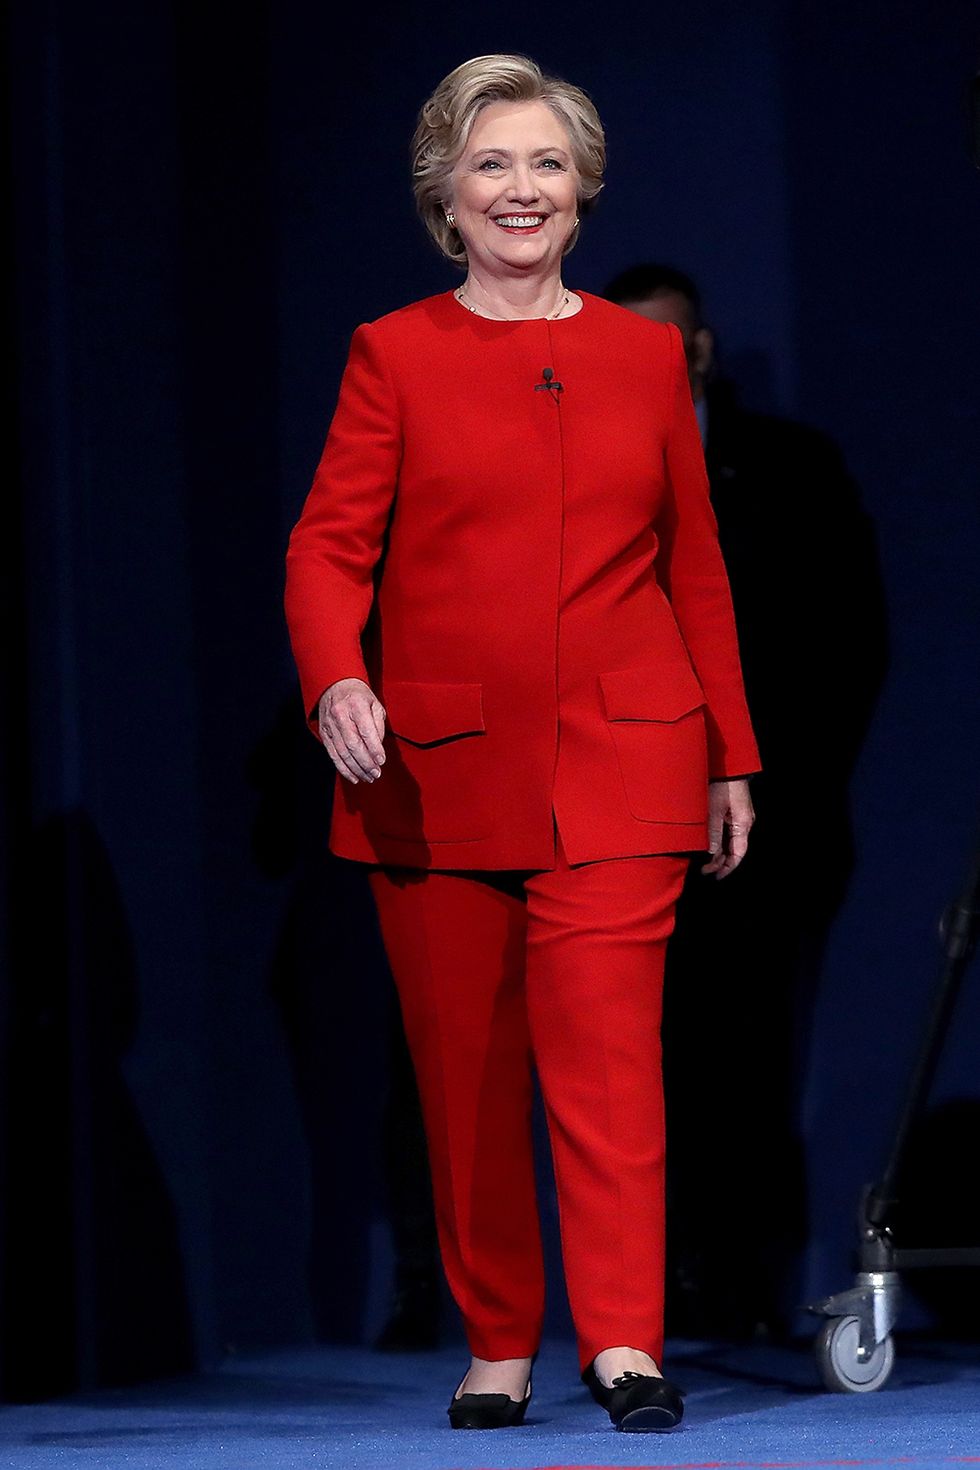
[534,366,563,397]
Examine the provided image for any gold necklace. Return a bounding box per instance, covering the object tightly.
[454,282,570,321]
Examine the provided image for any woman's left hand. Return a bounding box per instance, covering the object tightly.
[701,778,755,879]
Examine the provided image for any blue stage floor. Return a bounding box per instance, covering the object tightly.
[1,1337,978,1469]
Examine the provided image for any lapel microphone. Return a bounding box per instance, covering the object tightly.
[534,366,563,398]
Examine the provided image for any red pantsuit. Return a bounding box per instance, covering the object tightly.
[369,828,690,1371]
[284,291,760,1368]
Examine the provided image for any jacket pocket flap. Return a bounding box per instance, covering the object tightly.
[600,665,706,723]
[383,681,486,746]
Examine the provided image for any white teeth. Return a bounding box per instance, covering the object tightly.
[495,215,544,228]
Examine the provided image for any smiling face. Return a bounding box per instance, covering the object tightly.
[447,100,581,279]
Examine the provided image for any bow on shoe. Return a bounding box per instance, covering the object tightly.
[582,1361,685,1433]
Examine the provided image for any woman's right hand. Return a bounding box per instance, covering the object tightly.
[317,678,387,784]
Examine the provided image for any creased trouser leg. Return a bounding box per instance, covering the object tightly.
[368,831,689,1370]
[368,865,544,1359]
[524,832,689,1372]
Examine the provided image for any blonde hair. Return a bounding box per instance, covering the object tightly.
[412,54,606,267]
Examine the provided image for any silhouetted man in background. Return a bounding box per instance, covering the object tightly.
[605,264,888,1339]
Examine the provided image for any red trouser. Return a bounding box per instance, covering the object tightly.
[368,826,690,1372]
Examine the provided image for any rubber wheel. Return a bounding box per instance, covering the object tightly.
[815,1314,895,1393]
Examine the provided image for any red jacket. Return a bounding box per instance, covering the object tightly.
[285,290,760,868]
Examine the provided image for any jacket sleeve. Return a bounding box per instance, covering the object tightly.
[655,322,761,779]
[284,322,401,730]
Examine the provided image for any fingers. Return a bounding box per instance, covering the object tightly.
[700,801,727,875]
[371,697,386,747]
[700,795,755,879]
[713,813,754,879]
[335,705,382,779]
[319,688,387,784]
[321,730,362,786]
[356,697,386,764]
[725,788,755,875]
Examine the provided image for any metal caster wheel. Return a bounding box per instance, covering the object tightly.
[815,1314,895,1392]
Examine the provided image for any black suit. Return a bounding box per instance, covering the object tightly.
[662,379,889,1339]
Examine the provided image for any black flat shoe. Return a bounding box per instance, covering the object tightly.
[447,1375,531,1430]
[582,1360,684,1432]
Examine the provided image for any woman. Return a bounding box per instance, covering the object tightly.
[285,54,759,1434]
